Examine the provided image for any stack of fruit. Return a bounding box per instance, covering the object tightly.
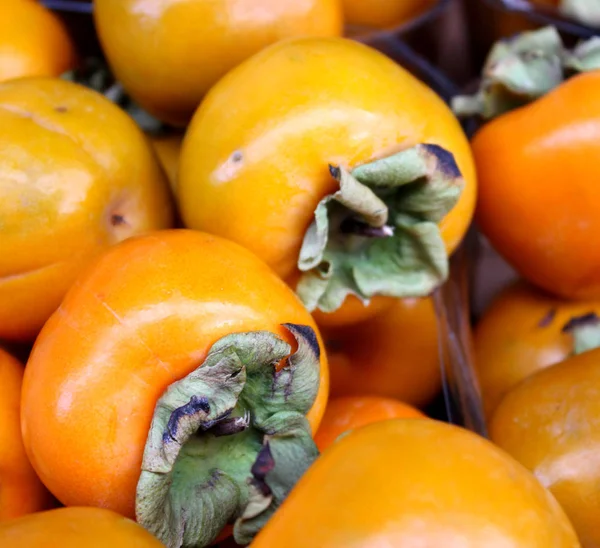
[0,1,598,547]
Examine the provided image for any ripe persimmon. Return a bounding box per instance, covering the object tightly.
[0,77,173,342]
[0,507,165,547]
[323,297,442,407]
[0,0,75,83]
[21,230,328,547]
[490,348,600,548]
[474,280,600,417]
[0,347,52,520]
[94,0,343,127]
[252,419,580,547]
[314,396,425,451]
[178,37,476,326]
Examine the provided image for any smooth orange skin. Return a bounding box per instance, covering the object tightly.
[148,133,184,195]
[314,396,424,451]
[0,347,52,520]
[490,349,600,548]
[0,77,173,342]
[0,0,75,83]
[0,507,165,547]
[179,37,476,323]
[253,419,580,547]
[21,230,328,519]
[474,279,600,418]
[323,297,442,407]
[94,0,343,127]
[474,71,600,300]
[343,0,436,29]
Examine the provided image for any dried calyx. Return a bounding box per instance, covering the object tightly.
[452,26,600,120]
[296,143,464,314]
[136,324,321,548]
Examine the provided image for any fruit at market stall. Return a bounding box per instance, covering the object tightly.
[178,37,477,326]
[490,347,600,548]
[474,280,600,418]
[323,297,442,407]
[314,395,425,451]
[93,0,343,127]
[0,347,52,520]
[0,507,166,547]
[343,0,436,30]
[21,229,328,548]
[0,0,76,83]
[0,77,173,342]
[252,419,580,547]
[148,132,184,194]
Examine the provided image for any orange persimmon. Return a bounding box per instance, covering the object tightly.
[21,229,328,548]
[474,279,600,418]
[0,0,76,83]
[94,0,343,127]
[490,348,600,547]
[314,396,425,451]
[252,419,580,547]
[178,37,476,326]
[0,346,52,520]
[343,0,436,30]
[0,507,165,547]
[323,297,442,407]
[473,71,600,300]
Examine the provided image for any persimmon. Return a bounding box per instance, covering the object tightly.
[93,0,343,127]
[148,132,184,194]
[0,507,165,547]
[21,229,328,548]
[454,28,600,299]
[474,279,600,417]
[0,77,173,342]
[0,0,76,83]
[343,0,436,30]
[0,347,52,520]
[252,419,580,547]
[323,297,442,407]
[178,37,476,326]
[490,348,600,548]
[314,396,425,451]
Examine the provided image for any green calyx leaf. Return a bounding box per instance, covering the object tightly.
[559,0,600,29]
[136,324,321,548]
[562,312,600,355]
[452,26,600,120]
[296,144,464,313]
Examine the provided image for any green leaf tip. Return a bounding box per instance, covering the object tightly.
[562,312,600,355]
[135,324,321,548]
[296,143,464,313]
[452,26,600,120]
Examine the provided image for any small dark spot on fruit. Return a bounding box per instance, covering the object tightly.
[111,214,126,226]
[538,308,556,328]
[231,150,243,163]
[54,106,68,113]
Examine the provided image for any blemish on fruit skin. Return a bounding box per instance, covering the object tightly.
[213,150,245,183]
[110,214,127,227]
[54,106,68,113]
[538,309,556,328]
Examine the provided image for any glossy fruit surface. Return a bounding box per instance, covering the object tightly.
[474,72,600,299]
[0,0,75,83]
[314,395,424,451]
[0,507,165,547]
[0,77,173,341]
[343,0,436,29]
[94,0,343,126]
[323,297,441,406]
[253,419,580,547]
[474,279,600,417]
[21,230,328,519]
[490,349,600,548]
[178,37,476,284]
[0,346,51,520]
